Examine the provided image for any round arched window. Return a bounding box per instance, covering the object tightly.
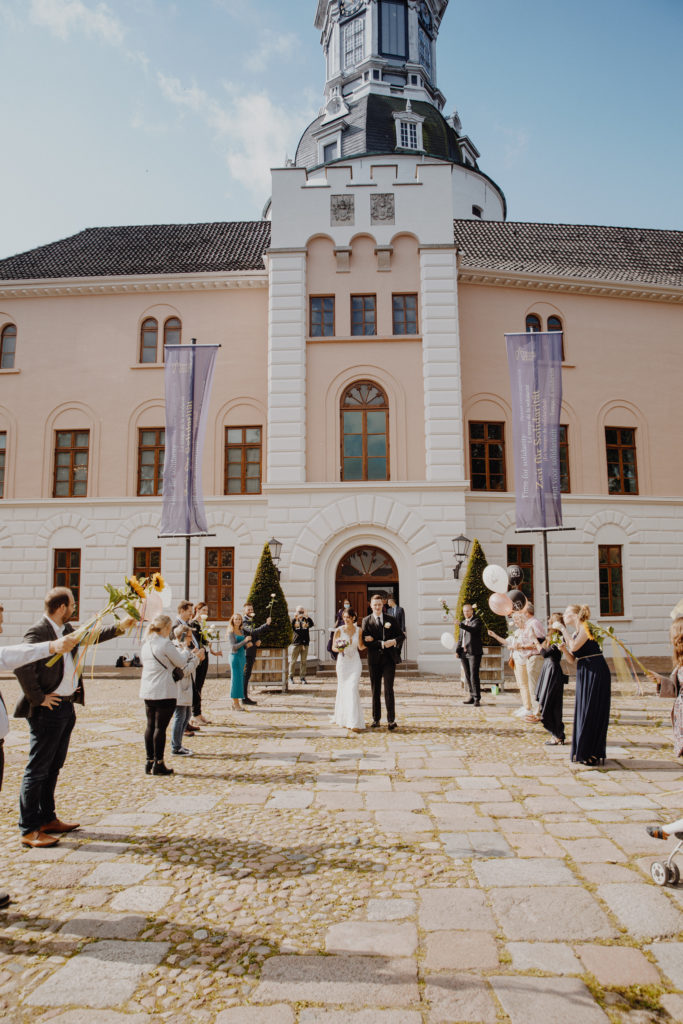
[341,381,389,481]
[139,318,158,363]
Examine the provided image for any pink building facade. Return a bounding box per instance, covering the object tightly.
[0,0,680,667]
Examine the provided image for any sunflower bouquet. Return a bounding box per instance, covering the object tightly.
[46,572,166,669]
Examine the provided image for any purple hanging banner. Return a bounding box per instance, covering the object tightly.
[505,332,563,529]
[161,345,218,536]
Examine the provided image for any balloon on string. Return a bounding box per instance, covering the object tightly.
[507,564,524,587]
[141,590,164,621]
[489,592,513,616]
[482,564,509,592]
[440,632,457,651]
[507,589,527,612]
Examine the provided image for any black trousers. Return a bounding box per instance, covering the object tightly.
[243,649,257,699]
[19,700,76,834]
[144,699,176,761]
[460,653,482,700]
[192,655,209,716]
[368,654,396,724]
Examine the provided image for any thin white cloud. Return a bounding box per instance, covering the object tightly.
[157,72,315,202]
[29,0,125,45]
[502,127,530,168]
[244,29,300,73]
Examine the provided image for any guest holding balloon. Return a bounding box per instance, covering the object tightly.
[647,617,683,759]
[456,603,483,706]
[559,605,611,766]
[487,616,540,720]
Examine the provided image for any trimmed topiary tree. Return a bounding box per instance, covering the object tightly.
[454,538,508,645]
[246,543,293,648]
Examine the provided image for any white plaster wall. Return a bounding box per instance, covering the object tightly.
[267,253,307,484]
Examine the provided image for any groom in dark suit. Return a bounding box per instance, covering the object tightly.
[14,587,133,847]
[456,603,483,706]
[362,593,404,731]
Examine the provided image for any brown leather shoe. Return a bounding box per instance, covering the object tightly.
[22,830,61,848]
[39,818,80,834]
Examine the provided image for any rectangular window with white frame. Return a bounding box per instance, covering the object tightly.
[400,121,418,150]
[343,15,364,69]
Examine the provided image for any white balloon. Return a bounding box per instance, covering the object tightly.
[440,631,456,651]
[482,564,509,592]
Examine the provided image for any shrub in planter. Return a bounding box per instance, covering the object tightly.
[454,538,508,645]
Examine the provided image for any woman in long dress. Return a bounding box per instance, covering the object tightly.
[559,604,611,766]
[648,617,683,759]
[533,613,568,746]
[226,613,253,713]
[331,609,366,731]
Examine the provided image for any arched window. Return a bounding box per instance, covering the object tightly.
[164,317,182,352]
[341,381,389,481]
[525,314,541,332]
[547,314,565,360]
[139,318,158,363]
[0,324,16,369]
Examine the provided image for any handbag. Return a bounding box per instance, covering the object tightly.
[152,650,185,682]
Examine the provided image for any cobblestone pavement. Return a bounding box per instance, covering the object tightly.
[0,671,682,1024]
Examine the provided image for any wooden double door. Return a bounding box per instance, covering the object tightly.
[334,546,399,622]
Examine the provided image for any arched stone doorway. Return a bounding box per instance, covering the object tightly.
[335,545,399,620]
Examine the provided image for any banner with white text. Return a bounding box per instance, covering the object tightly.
[505,332,563,529]
[160,344,218,536]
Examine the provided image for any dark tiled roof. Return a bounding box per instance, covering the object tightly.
[453,220,683,287]
[296,94,466,169]
[0,221,271,280]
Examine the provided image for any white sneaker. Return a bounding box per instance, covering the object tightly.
[513,706,528,718]
[172,747,194,756]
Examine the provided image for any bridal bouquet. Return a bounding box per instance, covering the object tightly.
[46,572,166,670]
[336,638,351,657]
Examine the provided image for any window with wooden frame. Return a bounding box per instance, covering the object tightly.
[599,544,624,616]
[469,421,506,491]
[379,0,408,58]
[225,427,262,494]
[341,381,389,481]
[133,547,161,579]
[0,324,16,369]
[163,317,181,359]
[507,544,534,604]
[525,314,541,332]
[351,295,377,336]
[54,549,81,616]
[392,294,418,335]
[139,318,158,363]
[137,428,165,496]
[310,296,335,337]
[53,430,89,498]
[559,424,570,493]
[205,547,234,620]
[0,431,6,498]
[547,314,565,360]
[605,427,638,494]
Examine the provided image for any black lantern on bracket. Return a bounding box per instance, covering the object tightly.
[451,534,471,579]
[268,537,283,579]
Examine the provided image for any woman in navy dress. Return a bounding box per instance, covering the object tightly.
[559,604,611,765]
[533,613,568,745]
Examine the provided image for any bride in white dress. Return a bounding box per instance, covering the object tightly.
[331,610,366,731]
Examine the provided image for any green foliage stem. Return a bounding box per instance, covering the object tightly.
[246,543,293,649]
[454,538,508,645]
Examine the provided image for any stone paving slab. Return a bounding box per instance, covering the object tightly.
[37,1013,151,1024]
[298,1012,422,1024]
[215,1008,294,1024]
[442,831,514,859]
[145,794,222,814]
[96,814,162,828]
[473,858,579,888]
[419,889,496,932]
[367,898,416,920]
[647,941,683,988]
[557,837,627,862]
[253,955,419,1006]
[597,882,683,940]
[424,973,498,1023]
[423,929,499,970]
[507,941,582,974]
[576,943,662,986]
[83,862,154,887]
[374,810,432,835]
[491,975,610,1024]
[110,885,174,912]
[490,888,616,941]
[325,921,418,957]
[58,913,147,940]
[25,940,169,1008]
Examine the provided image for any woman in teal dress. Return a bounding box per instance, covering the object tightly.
[560,604,611,765]
[227,613,253,712]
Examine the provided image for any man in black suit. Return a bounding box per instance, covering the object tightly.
[456,603,483,706]
[362,593,404,731]
[14,587,133,848]
[386,596,406,657]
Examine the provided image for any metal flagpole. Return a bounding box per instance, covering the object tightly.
[514,526,576,620]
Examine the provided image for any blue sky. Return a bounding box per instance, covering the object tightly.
[1,0,681,259]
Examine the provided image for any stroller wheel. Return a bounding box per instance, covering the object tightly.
[669,862,680,886]
[650,861,670,886]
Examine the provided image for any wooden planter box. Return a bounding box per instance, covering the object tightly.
[250,649,288,691]
[458,645,506,692]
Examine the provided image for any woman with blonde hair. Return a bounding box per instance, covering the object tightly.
[648,618,683,758]
[558,605,611,766]
[139,614,199,775]
[227,612,253,712]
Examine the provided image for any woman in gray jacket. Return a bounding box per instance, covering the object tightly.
[140,614,198,775]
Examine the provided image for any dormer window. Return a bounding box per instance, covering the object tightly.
[379,0,408,59]
[342,15,365,70]
[393,101,424,152]
[323,141,338,162]
[400,121,418,149]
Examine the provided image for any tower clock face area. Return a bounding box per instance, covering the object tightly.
[340,0,364,15]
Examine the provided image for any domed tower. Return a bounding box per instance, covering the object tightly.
[295,0,505,219]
